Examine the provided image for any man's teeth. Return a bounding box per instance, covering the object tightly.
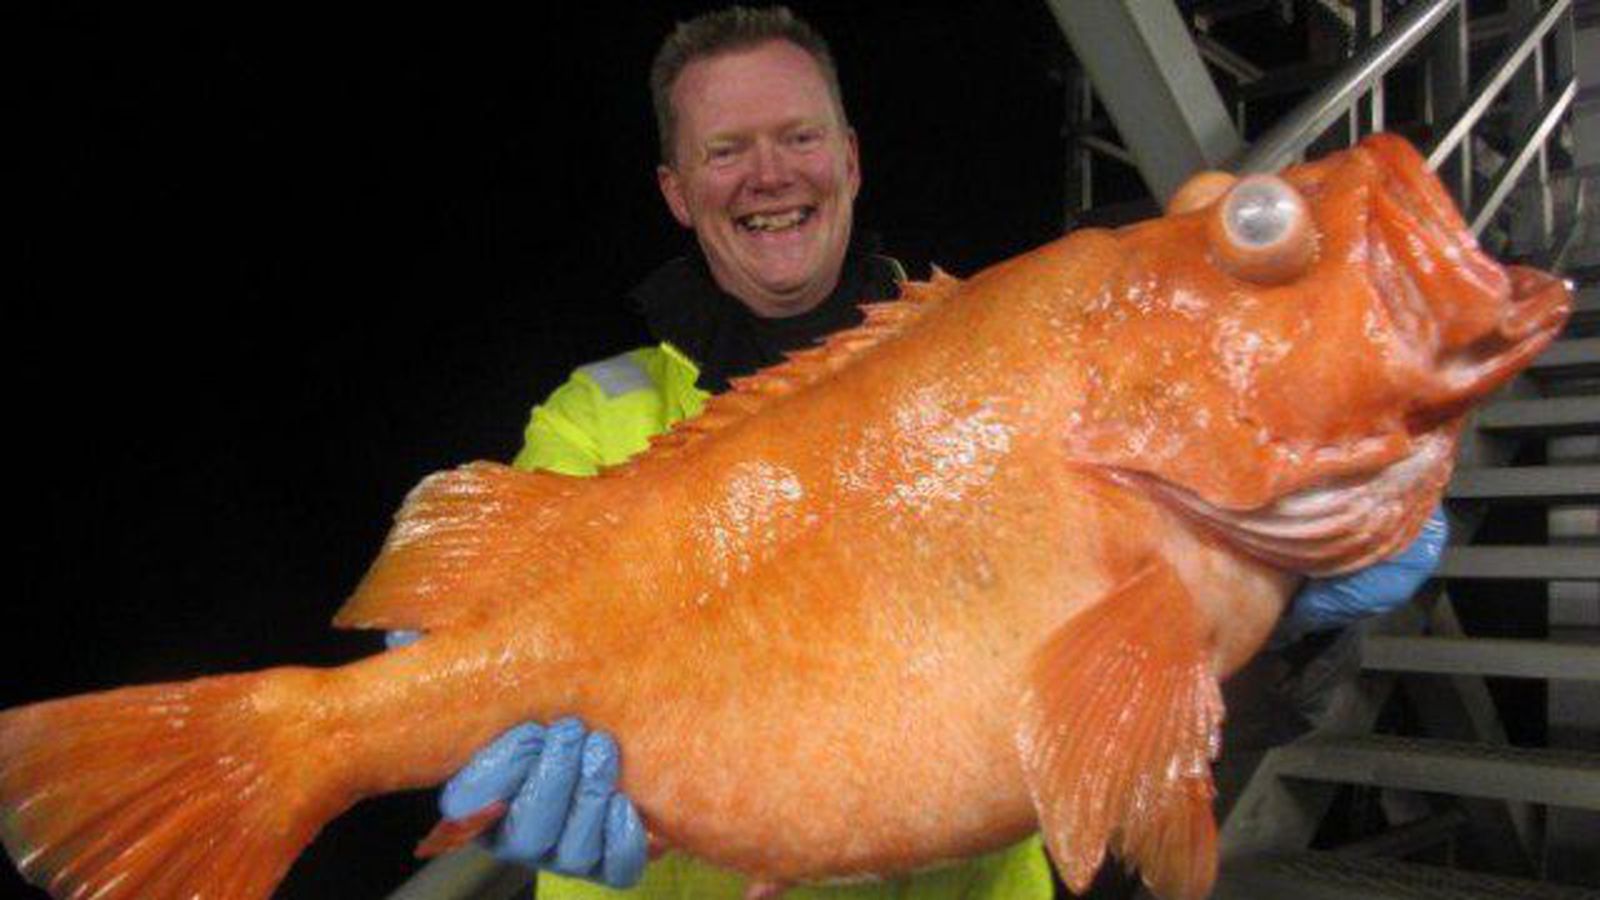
[740,209,812,232]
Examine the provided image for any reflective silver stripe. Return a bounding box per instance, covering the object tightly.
[576,353,653,399]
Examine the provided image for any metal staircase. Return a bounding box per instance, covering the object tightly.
[1046,1,1600,897]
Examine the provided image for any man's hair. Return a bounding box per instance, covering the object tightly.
[650,5,847,165]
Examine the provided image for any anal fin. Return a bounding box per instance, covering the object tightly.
[1016,557,1223,900]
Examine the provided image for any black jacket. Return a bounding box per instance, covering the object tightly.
[631,248,904,393]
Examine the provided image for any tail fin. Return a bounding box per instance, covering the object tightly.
[0,670,352,900]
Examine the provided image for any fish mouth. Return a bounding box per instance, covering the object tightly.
[1362,136,1572,422]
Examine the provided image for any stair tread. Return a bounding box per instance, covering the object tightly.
[1361,634,1600,680]
[1220,851,1600,900]
[1529,337,1600,373]
[1438,545,1600,580]
[1270,734,1600,809]
[1476,397,1600,434]
[1448,464,1600,501]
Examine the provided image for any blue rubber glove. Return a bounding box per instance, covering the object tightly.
[383,633,648,887]
[1272,507,1449,648]
[440,719,648,887]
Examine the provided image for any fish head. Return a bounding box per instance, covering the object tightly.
[1073,134,1570,569]
[1160,133,1569,429]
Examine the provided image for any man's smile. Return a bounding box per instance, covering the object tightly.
[736,206,817,233]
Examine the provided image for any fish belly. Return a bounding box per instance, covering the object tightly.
[561,462,1288,882]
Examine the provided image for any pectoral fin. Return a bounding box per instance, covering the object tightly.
[1015,557,1223,900]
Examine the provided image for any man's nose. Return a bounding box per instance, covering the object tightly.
[750,141,794,189]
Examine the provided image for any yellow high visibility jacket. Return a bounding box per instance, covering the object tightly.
[512,342,1052,900]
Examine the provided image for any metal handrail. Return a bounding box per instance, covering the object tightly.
[1427,0,1575,169]
[1471,77,1580,236]
[1234,0,1461,174]
[1232,0,1580,254]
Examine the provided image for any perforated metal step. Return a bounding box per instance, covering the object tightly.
[1438,545,1600,579]
[1218,851,1600,900]
[1362,635,1600,680]
[1447,465,1600,502]
[1270,735,1600,810]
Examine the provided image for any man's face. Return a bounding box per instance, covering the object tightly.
[658,40,860,318]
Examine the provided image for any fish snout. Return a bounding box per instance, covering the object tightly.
[1419,263,1571,422]
[1503,265,1574,342]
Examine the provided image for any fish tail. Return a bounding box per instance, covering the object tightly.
[1,668,354,900]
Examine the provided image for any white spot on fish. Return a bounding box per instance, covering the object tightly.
[691,461,806,582]
[883,389,1014,513]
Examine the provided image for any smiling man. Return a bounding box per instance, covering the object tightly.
[463,9,1052,898]
[418,5,1444,900]
[656,35,860,319]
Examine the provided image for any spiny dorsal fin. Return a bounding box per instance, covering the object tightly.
[642,272,961,462]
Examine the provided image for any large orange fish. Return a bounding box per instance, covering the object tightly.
[0,135,1571,900]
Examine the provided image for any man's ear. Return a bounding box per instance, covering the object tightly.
[658,164,694,228]
[845,127,861,201]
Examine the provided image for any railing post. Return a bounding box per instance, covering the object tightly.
[1357,0,1386,135]
[1510,0,1555,253]
[1062,68,1094,231]
[1425,1,1472,209]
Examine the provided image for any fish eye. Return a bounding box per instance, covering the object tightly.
[1208,174,1317,285]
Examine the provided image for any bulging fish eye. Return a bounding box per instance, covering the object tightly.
[1207,174,1317,285]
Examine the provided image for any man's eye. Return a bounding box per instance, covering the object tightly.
[788,130,822,148]
[707,145,740,164]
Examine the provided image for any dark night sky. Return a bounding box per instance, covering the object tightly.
[11,3,1082,896]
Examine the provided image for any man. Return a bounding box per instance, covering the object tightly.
[422,6,1446,898]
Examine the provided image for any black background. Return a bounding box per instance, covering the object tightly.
[12,3,1086,896]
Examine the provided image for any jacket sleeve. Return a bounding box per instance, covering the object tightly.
[511,350,676,476]
[512,375,610,476]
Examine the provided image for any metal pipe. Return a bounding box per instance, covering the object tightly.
[1427,0,1573,170]
[1235,0,1460,174]
[1193,32,1264,84]
[1470,77,1578,236]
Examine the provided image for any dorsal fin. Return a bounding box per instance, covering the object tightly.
[333,462,588,633]
[642,272,960,463]
[334,275,960,632]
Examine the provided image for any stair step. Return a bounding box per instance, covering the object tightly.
[1476,397,1600,436]
[1218,851,1600,900]
[1570,286,1600,336]
[1438,545,1600,580]
[1270,735,1600,810]
[1529,338,1600,377]
[1362,635,1600,680]
[1447,465,1600,502]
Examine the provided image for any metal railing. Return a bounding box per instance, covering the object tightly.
[1235,0,1582,260]
[1216,0,1591,889]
